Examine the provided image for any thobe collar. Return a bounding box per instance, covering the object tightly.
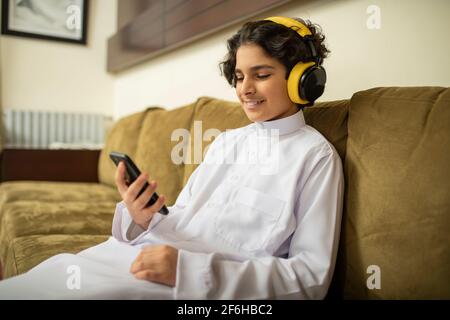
[253,110,306,136]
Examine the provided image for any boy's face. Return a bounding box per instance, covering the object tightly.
[235,43,298,122]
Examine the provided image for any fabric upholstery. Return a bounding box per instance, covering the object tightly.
[303,99,349,161]
[3,234,109,278]
[1,201,115,239]
[0,181,120,277]
[0,181,120,215]
[337,87,450,299]
[0,201,115,264]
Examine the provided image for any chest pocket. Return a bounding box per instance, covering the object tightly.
[214,185,285,253]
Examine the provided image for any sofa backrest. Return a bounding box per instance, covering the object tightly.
[332,87,450,299]
[303,100,349,161]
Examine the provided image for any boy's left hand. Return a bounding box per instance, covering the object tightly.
[130,245,178,287]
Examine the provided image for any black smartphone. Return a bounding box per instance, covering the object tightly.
[109,151,169,215]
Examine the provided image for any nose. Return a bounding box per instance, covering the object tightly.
[239,77,256,96]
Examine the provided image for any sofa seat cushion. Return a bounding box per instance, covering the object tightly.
[0,181,120,278]
[0,181,121,213]
[1,201,116,239]
[0,200,116,266]
[3,234,109,279]
[339,87,450,299]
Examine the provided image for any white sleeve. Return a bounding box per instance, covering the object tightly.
[111,165,201,244]
[174,150,344,299]
[111,201,159,243]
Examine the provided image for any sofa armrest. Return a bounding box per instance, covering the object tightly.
[0,148,100,182]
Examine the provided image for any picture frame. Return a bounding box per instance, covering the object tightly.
[1,0,89,45]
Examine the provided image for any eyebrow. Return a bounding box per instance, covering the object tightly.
[235,65,275,73]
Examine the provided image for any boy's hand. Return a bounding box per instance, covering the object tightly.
[130,245,178,287]
[115,161,166,229]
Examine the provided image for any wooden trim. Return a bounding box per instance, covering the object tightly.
[108,0,292,72]
[0,149,100,183]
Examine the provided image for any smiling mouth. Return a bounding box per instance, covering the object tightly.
[244,99,265,107]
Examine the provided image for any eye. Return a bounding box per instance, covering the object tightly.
[257,74,271,79]
[235,75,244,82]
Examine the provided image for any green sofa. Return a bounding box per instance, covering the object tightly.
[0,87,449,299]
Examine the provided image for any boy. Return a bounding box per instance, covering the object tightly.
[0,17,343,299]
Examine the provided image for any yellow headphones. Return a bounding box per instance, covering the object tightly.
[264,17,327,105]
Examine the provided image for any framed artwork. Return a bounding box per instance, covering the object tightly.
[1,0,89,44]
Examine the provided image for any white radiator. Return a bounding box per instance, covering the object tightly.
[3,109,112,149]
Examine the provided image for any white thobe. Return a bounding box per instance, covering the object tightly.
[0,110,344,299]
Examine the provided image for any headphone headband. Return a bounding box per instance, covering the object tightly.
[264,16,320,64]
[264,16,312,38]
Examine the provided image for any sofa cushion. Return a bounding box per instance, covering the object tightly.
[0,181,120,277]
[3,234,109,278]
[98,108,161,187]
[339,87,450,299]
[304,100,349,161]
[1,201,115,239]
[0,201,116,265]
[0,181,120,213]
[134,103,197,206]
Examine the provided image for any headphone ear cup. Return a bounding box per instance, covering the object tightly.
[299,66,327,103]
[287,61,315,105]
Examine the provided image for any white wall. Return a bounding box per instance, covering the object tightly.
[114,0,450,119]
[0,0,117,116]
[1,0,449,120]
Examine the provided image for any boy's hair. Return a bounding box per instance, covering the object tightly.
[220,18,330,88]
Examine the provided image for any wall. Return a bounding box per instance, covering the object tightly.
[1,0,449,121]
[113,0,450,119]
[0,0,117,116]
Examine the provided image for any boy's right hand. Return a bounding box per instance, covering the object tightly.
[115,161,166,230]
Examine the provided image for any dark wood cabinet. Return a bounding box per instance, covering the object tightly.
[0,149,101,183]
